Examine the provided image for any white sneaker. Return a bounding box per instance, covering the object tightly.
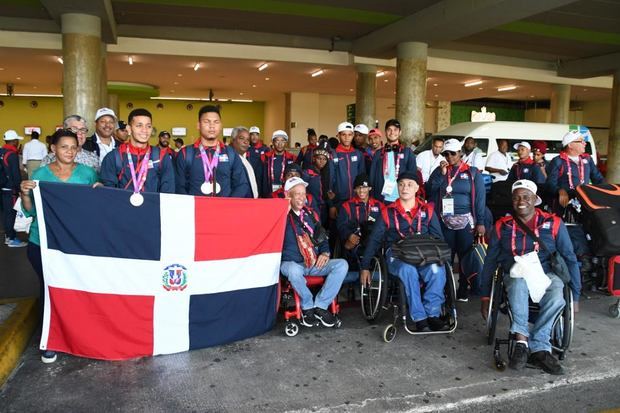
[41,350,57,363]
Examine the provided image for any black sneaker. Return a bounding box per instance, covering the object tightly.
[509,342,529,370]
[528,351,565,375]
[428,316,449,331]
[314,307,337,327]
[415,319,430,332]
[405,315,418,332]
[456,284,469,302]
[300,308,317,327]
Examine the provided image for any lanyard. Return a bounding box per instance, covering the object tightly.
[383,146,401,177]
[289,210,314,236]
[393,206,422,238]
[510,217,540,256]
[126,146,150,193]
[199,145,219,183]
[564,155,585,189]
[355,202,369,223]
[269,153,286,184]
[446,162,466,193]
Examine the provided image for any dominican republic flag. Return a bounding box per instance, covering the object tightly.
[34,182,288,360]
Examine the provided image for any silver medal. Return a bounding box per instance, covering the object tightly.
[446,185,453,193]
[201,182,221,195]
[130,193,144,207]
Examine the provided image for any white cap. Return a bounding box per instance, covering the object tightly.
[272,130,288,141]
[95,107,117,121]
[512,179,542,206]
[443,138,462,152]
[562,130,583,147]
[249,126,260,134]
[354,124,369,134]
[284,176,308,191]
[3,130,24,141]
[337,122,354,133]
[513,141,531,150]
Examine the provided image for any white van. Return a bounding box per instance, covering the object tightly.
[418,121,597,166]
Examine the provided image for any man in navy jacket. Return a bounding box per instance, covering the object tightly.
[329,122,365,210]
[480,180,578,375]
[100,108,175,194]
[174,105,250,197]
[280,177,348,328]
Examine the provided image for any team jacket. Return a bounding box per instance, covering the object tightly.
[368,144,417,203]
[174,140,251,197]
[260,150,297,197]
[248,142,269,192]
[547,151,605,197]
[281,207,330,264]
[360,198,444,270]
[0,144,22,192]
[479,209,581,301]
[100,143,175,193]
[304,166,333,224]
[295,144,317,170]
[336,196,383,242]
[271,187,320,212]
[507,158,545,184]
[330,145,366,203]
[427,161,486,226]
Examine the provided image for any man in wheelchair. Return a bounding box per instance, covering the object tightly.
[480,180,580,375]
[280,176,349,328]
[336,173,383,283]
[359,171,449,332]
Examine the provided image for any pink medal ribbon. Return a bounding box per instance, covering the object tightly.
[199,145,220,184]
[127,146,151,193]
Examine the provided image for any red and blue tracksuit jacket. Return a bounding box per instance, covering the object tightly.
[359,198,444,270]
[368,144,418,203]
[0,144,21,192]
[330,145,366,204]
[100,143,175,193]
[281,207,330,264]
[304,166,333,224]
[427,161,486,226]
[295,144,317,170]
[547,151,605,198]
[248,142,269,192]
[508,158,545,185]
[336,196,383,242]
[479,208,581,300]
[174,140,251,197]
[260,150,297,197]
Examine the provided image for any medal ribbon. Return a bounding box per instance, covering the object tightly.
[199,145,220,183]
[510,215,540,256]
[393,204,423,237]
[299,209,315,236]
[269,153,287,185]
[382,145,401,177]
[563,154,585,189]
[126,146,151,193]
[446,162,466,193]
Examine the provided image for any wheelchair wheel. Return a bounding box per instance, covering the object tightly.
[609,300,620,319]
[443,263,458,328]
[284,321,299,337]
[383,324,396,343]
[486,270,503,345]
[551,286,574,359]
[361,254,388,322]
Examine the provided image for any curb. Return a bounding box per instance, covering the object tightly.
[0,297,38,387]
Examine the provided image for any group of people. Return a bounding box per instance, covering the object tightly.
[1,105,605,375]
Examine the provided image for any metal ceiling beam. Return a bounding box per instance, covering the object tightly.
[352,0,578,57]
[39,0,116,43]
[558,52,620,78]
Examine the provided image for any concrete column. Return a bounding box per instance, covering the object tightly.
[355,64,376,128]
[396,42,427,145]
[61,13,102,131]
[550,84,571,124]
[437,100,451,131]
[606,71,620,183]
[99,42,108,109]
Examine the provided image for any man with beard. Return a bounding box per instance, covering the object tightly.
[157,130,175,159]
[114,121,129,146]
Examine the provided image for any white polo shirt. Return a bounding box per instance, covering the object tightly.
[485,150,513,182]
[416,150,444,183]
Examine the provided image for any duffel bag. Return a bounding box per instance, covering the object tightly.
[585,208,620,256]
[391,235,452,267]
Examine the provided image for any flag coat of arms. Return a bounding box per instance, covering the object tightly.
[34,182,288,360]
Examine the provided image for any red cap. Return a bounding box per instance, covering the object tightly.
[368,128,383,137]
[531,140,547,154]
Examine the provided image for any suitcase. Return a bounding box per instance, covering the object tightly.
[576,184,620,256]
[609,256,620,297]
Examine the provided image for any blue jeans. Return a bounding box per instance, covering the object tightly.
[503,272,565,353]
[387,251,446,321]
[280,259,348,310]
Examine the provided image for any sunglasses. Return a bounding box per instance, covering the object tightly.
[442,151,458,157]
[571,140,586,145]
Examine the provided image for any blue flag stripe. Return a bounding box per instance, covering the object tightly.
[40,182,161,260]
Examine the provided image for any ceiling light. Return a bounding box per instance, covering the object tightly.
[173,81,179,85]
[16,76,21,80]
[464,80,483,87]
[193,63,200,71]
[434,94,438,98]
[265,77,270,81]
[128,56,133,65]
[376,71,386,78]
[311,69,324,77]
[349,89,354,92]
[177,74,183,77]
[231,99,253,102]
[239,92,244,95]
[1,93,63,97]
[384,79,388,83]
[252,84,257,88]
[583,88,588,92]
[433,83,438,87]
[56,57,63,64]
[497,85,517,92]
[478,87,483,90]
[258,63,269,71]
[530,95,535,98]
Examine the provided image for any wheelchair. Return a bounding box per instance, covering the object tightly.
[279,275,342,337]
[485,268,574,370]
[381,261,458,343]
